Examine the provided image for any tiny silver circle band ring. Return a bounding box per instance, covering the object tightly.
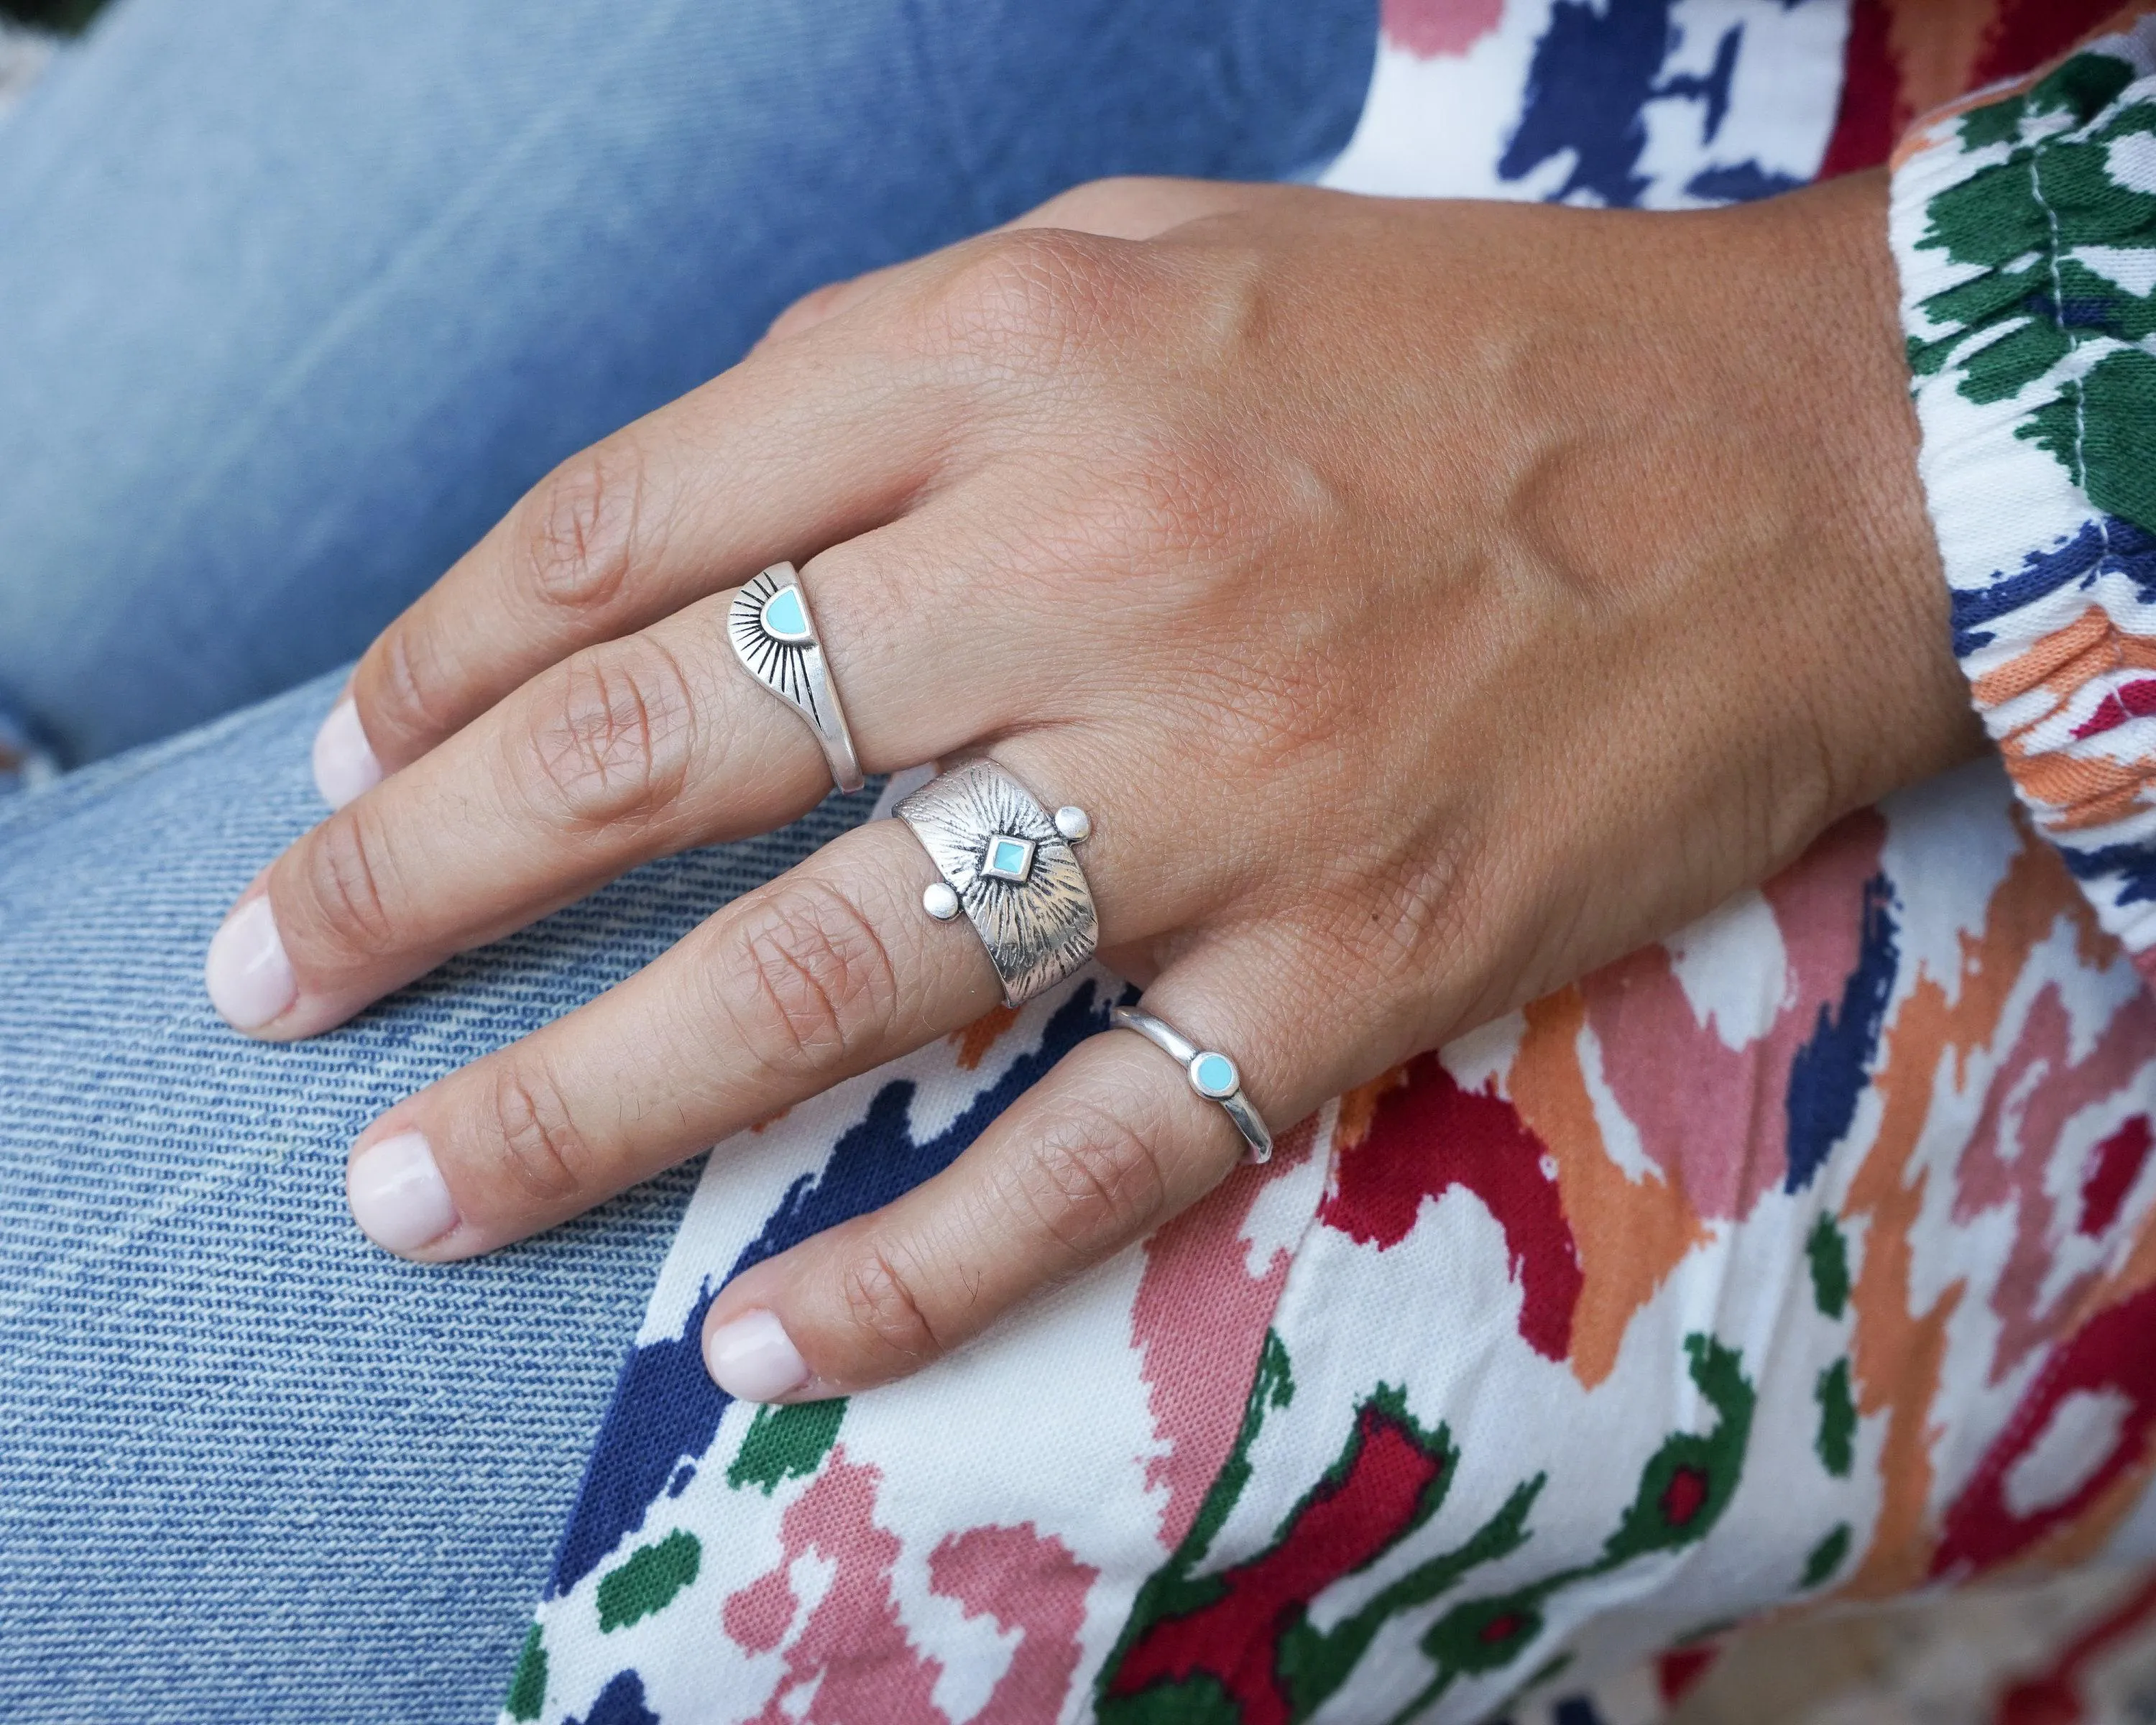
[727,561,866,796]
[1110,1004,1273,1165]
[896,757,1098,1008]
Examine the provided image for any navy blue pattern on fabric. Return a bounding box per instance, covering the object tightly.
[1948,516,2156,655]
[1784,874,1900,1192]
[564,1670,660,1725]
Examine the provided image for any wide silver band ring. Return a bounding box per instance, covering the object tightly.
[896,758,1098,1008]
[727,562,865,795]
[1110,1004,1273,1164]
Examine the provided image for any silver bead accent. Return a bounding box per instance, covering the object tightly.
[923,881,962,921]
[1054,805,1092,843]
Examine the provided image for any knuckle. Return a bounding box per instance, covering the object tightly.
[710,879,900,1079]
[294,806,402,959]
[517,441,648,615]
[1013,1100,1174,1263]
[364,619,461,751]
[835,1238,944,1368]
[482,1059,596,1205]
[924,230,1112,370]
[517,637,696,831]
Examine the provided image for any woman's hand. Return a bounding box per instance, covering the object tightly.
[206,170,1978,1402]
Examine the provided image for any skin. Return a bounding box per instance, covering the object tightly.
[208,170,1981,1401]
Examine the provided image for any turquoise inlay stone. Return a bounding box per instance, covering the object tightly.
[982,835,1036,882]
[760,584,813,643]
[1191,1052,1239,1099]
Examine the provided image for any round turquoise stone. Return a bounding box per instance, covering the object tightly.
[760,584,813,643]
[1190,1052,1239,1100]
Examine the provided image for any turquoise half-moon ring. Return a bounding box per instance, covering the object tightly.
[1110,1003,1273,1164]
[727,562,865,794]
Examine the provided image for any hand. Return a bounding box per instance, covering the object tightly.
[206,170,1979,1401]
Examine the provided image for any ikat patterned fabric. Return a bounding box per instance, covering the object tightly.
[1896,9,2156,976]
[498,4,2156,1722]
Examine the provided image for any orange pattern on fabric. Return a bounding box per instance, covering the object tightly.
[1510,988,1710,1391]
[1842,833,2098,1594]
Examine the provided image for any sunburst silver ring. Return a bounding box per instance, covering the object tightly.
[726,562,865,795]
[895,758,1098,1008]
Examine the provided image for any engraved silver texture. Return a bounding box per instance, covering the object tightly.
[726,561,865,794]
[1110,1003,1273,1164]
[896,758,1097,1007]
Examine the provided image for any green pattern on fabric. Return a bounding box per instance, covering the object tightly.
[1910,39,2156,536]
[1802,1523,1852,1589]
[1815,1358,1856,1477]
[1807,1215,1850,1319]
[505,1623,548,1721]
[725,1398,847,1494]
[596,1530,702,1633]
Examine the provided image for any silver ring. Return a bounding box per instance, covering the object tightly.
[895,758,1097,1007]
[727,562,865,795]
[1110,1004,1272,1164]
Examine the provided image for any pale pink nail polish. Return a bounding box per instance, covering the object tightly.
[204,896,296,1031]
[704,1309,810,1402]
[312,698,382,810]
[346,1130,458,1254]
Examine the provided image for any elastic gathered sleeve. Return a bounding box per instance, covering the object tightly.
[1894,7,2156,975]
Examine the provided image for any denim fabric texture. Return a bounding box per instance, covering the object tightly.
[0,673,885,1719]
[0,0,1375,767]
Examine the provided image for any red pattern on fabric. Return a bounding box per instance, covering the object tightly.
[1820,0,2125,178]
[1819,0,1899,178]
[1657,1644,1720,1703]
[1320,1057,1583,1361]
[1996,1570,2156,1724]
[1105,1402,1447,1725]
[1932,1281,2156,1578]
[2081,1117,2153,1237]
[2073,681,2156,737]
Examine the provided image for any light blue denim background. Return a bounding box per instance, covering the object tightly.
[0,0,1374,768]
[0,0,1373,1714]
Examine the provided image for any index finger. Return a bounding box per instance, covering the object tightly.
[334,280,946,794]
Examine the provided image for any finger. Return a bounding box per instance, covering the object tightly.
[697,941,1312,1402]
[331,277,957,795]
[337,818,1004,1261]
[211,498,1188,1041]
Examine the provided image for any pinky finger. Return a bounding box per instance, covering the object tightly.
[699,957,1307,1403]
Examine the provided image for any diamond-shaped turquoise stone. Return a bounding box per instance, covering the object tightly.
[1191,1052,1239,1100]
[982,835,1036,882]
[760,584,812,643]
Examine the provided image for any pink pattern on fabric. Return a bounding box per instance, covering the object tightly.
[1382,0,1507,58]
[1587,814,1887,1219]
[729,1450,947,1725]
[1129,1117,1317,1547]
[927,1524,1097,1724]
[1953,984,2156,1380]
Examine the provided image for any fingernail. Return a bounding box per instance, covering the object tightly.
[704,1308,810,1402]
[346,1130,458,1254]
[204,896,296,1030]
[312,698,382,810]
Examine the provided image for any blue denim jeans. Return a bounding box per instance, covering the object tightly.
[0,1,1374,1717]
[0,0,1373,768]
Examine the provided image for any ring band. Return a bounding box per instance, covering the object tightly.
[897,758,1098,1007]
[727,562,865,795]
[1110,1004,1273,1164]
